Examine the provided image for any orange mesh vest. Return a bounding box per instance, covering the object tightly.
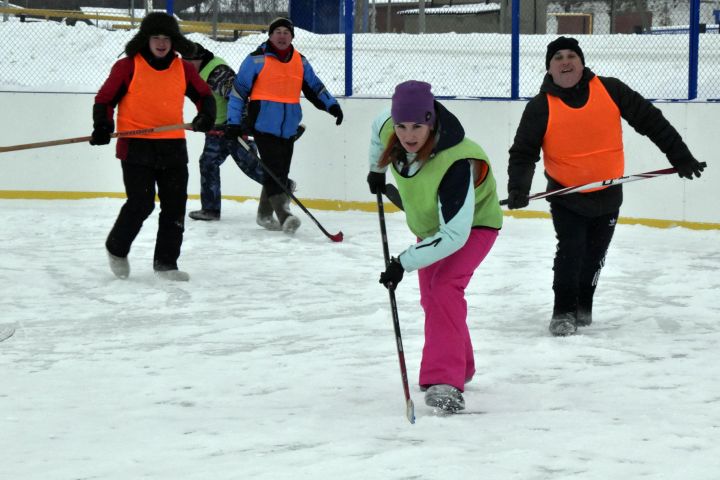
[249,52,303,104]
[117,54,186,139]
[543,77,624,191]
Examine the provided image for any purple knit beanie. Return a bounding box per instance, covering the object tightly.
[391,81,435,126]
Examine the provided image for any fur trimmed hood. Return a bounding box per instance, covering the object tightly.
[124,12,194,58]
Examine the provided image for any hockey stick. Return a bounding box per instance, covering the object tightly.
[237,136,344,242]
[0,323,16,343]
[0,123,193,154]
[376,191,415,424]
[499,163,707,206]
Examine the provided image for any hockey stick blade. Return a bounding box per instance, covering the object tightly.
[237,137,343,242]
[0,324,16,342]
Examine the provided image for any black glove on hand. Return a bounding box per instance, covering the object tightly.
[191,113,214,133]
[224,124,244,142]
[328,104,343,126]
[90,118,114,146]
[507,189,529,210]
[379,257,404,290]
[671,156,705,180]
[367,171,386,194]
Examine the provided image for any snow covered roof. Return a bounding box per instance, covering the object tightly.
[398,3,500,16]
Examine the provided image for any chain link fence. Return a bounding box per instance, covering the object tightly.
[1,0,719,99]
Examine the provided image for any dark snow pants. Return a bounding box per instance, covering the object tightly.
[253,132,294,197]
[197,134,262,212]
[550,202,618,317]
[106,161,188,270]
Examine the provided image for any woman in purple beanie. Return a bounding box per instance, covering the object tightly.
[367,80,503,414]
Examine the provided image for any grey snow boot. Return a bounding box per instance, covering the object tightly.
[549,312,577,336]
[268,192,301,234]
[256,186,282,231]
[425,384,465,413]
[107,249,130,279]
[189,209,220,221]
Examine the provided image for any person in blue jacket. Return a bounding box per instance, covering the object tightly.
[225,17,343,234]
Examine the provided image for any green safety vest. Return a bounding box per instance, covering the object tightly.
[380,120,503,239]
[199,56,229,125]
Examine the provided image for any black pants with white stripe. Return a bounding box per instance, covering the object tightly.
[550,202,618,318]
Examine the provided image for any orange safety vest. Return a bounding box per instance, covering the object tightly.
[249,52,303,104]
[116,54,186,139]
[543,77,624,191]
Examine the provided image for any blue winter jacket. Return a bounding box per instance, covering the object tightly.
[227,42,339,139]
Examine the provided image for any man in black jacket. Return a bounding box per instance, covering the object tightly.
[506,36,705,336]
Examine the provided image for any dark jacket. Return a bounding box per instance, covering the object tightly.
[508,67,695,216]
[94,47,215,168]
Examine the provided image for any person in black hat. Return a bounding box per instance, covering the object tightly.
[224,17,343,234]
[507,36,706,336]
[90,12,216,281]
[184,42,299,229]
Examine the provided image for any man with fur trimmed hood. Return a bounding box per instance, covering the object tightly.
[90,12,216,281]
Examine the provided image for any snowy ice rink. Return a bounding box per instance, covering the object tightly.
[1,197,719,479]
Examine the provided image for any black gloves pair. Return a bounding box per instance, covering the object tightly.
[367,171,386,194]
[191,113,215,133]
[380,257,404,290]
[506,190,529,210]
[328,104,343,126]
[670,156,705,180]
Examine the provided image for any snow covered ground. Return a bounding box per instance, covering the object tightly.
[1,197,719,479]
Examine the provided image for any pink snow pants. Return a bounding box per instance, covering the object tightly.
[418,227,498,391]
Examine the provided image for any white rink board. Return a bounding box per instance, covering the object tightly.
[0,92,715,224]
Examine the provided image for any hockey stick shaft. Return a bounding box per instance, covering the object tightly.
[376,192,415,424]
[499,163,707,206]
[0,123,192,153]
[237,137,343,242]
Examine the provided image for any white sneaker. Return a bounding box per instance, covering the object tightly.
[107,250,129,279]
[154,269,190,282]
[424,384,465,413]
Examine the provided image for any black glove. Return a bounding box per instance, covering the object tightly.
[379,257,404,290]
[191,113,214,133]
[367,171,386,194]
[328,104,343,126]
[224,124,244,142]
[670,156,705,180]
[507,189,529,210]
[90,104,114,146]
[90,119,113,146]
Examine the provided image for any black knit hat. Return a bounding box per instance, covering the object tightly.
[268,17,294,38]
[125,12,194,58]
[185,42,214,63]
[545,36,585,69]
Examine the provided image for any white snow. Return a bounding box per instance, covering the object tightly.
[1,14,720,478]
[1,198,719,479]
